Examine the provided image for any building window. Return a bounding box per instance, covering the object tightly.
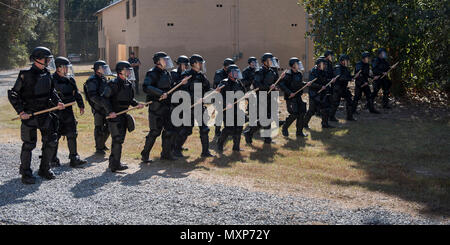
[126,1,130,19]
[132,0,137,17]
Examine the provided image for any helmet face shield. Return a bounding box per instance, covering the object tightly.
[100,65,113,76]
[251,60,261,70]
[270,57,280,68]
[201,61,207,74]
[125,67,136,81]
[46,56,56,71]
[60,64,75,78]
[298,61,305,72]
[380,51,388,59]
[230,69,243,80]
[162,56,175,70]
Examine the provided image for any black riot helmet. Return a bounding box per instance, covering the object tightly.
[30,46,53,62]
[261,53,274,63]
[153,51,174,69]
[227,64,243,80]
[223,58,235,67]
[289,57,300,67]
[316,56,327,65]
[116,61,131,73]
[339,54,350,62]
[93,60,107,71]
[55,56,71,67]
[362,51,371,59]
[248,57,257,64]
[190,54,204,65]
[176,55,189,65]
[377,48,388,59]
[116,61,136,81]
[190,54,207,73]
[324,50,334,58]
[153,51,168,64]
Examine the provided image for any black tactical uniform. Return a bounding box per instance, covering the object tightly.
[141,52,177,162]
[171,56,190,155]
[329,54,356,121]
[324,51,335,91]
[241,57,258,92]
[304,58,334,128]
[371,48,392,108]
[279,58,308,137]
[8,47,61,184]
[51,57,87,168]
[243,53,279,144]
[174,55,214,158]
[216,65,245,153]
[102,61,139,172]
[352,52,380,114]
[213,58,235,137]
[84,60,111,154]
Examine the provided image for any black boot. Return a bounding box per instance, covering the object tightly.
[216,132,227,153]
[141,135,156,163]
[215,126,222,138]
[50,157,61,168]
[283,115,296,137]
[200,133,214,157]
[21,174,36,185]
[110,163,128,172]
[38,169,56,180]
[232,133,242,152]
[244,131,253,144]
[69,155,87,168]
[368,99,381,114]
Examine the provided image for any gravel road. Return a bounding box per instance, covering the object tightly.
[0,143,445,225]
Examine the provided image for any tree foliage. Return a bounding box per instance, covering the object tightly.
[0,0,111,69]
[300,0,449,93]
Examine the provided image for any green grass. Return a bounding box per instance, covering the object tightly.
[0,71,449,217]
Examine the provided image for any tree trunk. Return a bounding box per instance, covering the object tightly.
[58,0,66,57]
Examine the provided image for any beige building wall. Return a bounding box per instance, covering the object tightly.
[97,0,314,80]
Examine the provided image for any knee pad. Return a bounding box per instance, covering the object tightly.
[149,128,162,138]
[22,142,36,152]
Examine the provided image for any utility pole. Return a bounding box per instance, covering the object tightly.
[58,0,66,57]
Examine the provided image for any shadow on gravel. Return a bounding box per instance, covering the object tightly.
[70,171,121,198]
[308,114,450,216]
[0,178,42,207]
[83,154,108,167]
[120,159,207,187]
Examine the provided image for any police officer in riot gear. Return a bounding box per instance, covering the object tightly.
[171,55,190,154]
[352,52,380,114]
[216,65,245,153]
[329,54,356,122]
[241,57,258,92]
[174,54,214,158]
[141,52,178,162]
[213,58,235,138]
[84,60,112,155]
[243,53,279,145]
[50,57,87,168]
[324,50,335,84]
[304,57,334,129]
[8,47,65,184]
[280,57,309,137]
[371,48,392,109]
[102,61,144,172]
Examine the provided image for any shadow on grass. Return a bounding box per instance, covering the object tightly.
[309,117,450,216]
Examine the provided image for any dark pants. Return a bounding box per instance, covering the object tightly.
[243,94,272,143]
[94,112,110,151]
[142,106,176,159]
[217,107,244,150]
[175,107,210,155]
[353,83,376,113]
[19,113,58,176]
[330,86,354,119]
[372,78,392,107]
[283,96,307,133]
[304,92,331,127]
[107,115,127,168]
[133,70,140,95]
[53,108,79,161]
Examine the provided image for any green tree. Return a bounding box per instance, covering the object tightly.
[300,0,449,95]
